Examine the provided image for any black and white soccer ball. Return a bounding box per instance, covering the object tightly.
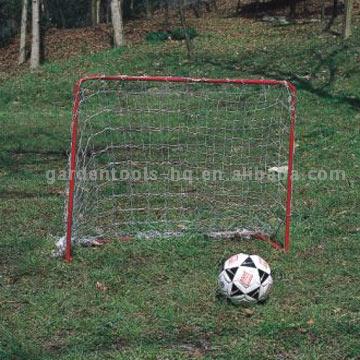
[218,253,273,305]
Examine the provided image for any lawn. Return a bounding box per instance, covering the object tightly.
[0,16,359,359]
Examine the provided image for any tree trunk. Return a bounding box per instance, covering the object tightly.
[30,0,40,70]
[303,0,309,15]
[110,0,124,47]
[163,0,169,28]
[56,0,66,28]
[236,0,241,14]
[106,0,111,23]
[191,1,201,18]
[289,0,296,18]
[91,0,97,25]
[212,0,218,12]
[145,0,151,19]
[320,0,325,22]
[92,0,101,25]
[325,0,338,31]
[19,0,28,64]
[39,0,46,63]
[331,0,338,19]
[343,0,353,39]
[178,0,192,59]
[97,0,101,23]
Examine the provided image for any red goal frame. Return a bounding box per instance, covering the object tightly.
[64,75,296,262]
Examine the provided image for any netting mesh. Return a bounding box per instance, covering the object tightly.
[67,78,292,244]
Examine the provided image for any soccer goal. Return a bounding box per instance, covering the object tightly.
[63,75,296,261]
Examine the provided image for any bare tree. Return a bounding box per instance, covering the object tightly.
[110,0,124,47]
[289,0,297,18]
[163,0,170,27]
[92,0,101,25]
[211,0,218,12]
[343,0,353,39]
[39,0,47,63]
[320,0,326,22]
[332,0,339,18]
[91,0,97,25]
[325,0,339,31]
[302,0,309,15]
[191,0,217,18]
[19,0,28,64]
[105,0,111,23]
[55,0,66,28]
[30,0,40,70]
[178,0,192,59]
[97,0,101,23]
[145,0,151,19]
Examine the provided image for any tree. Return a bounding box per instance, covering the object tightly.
[178,0,192,59]
[332,0,338,19]
[320,0,326,22]
[39,0,47,63]
[19,0,28,64]
[145,0,152,19]
[325,0,339,31]
[343,0,353,39]
[289,0,296,18]
[129,0,134,15]
[96,0,101,23]
[92,0,101,25]
[110,0,124,47]
[30,0,40,70]
[163,0,170,27]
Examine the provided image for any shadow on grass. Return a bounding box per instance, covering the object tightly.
[195,43,360,111]
[234,0,344,25]
[0,148,67,175]
[0,332,43,360]
[0,190,61,199]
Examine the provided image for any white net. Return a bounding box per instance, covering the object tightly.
[66,77,294,247]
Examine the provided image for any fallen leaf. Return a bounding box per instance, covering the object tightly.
[307,318,315,326]
[242,308,255,317]
[92,238,111,246]
[117,235,133,242]
[96,281,108,292]
[268,165,288,174]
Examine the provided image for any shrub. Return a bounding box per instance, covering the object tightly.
[170,28,198,41]
[145,31,170,43]
[145,28,199,43]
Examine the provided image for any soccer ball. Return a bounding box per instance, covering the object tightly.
[218,253,273,305]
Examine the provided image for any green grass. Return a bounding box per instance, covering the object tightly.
[1,17,360,359]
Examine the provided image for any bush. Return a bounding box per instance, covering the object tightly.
[146,28,198,43]
[170,28,198,41]
[145,31,170,43]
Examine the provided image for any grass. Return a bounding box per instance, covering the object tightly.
[1,16,360,359]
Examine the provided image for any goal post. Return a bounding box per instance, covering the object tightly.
[64,75,296,262]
